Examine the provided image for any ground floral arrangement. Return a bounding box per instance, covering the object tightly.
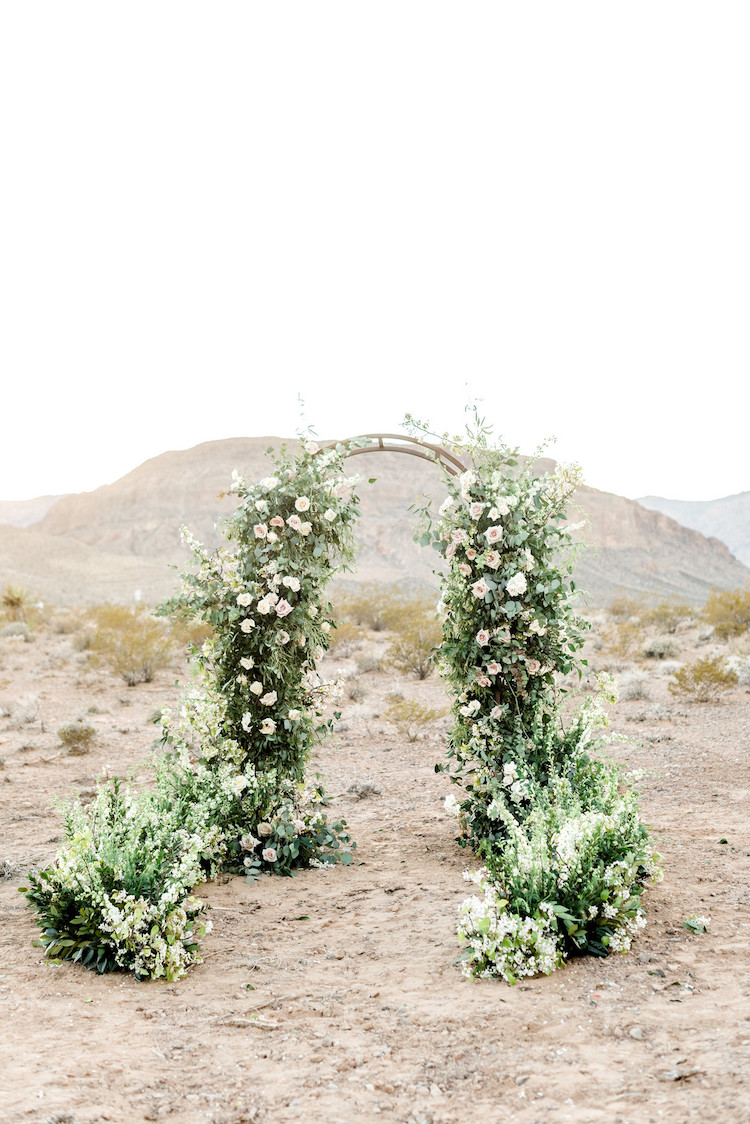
[23,424,661,983]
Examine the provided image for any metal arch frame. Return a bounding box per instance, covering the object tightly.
[319,433,467,477]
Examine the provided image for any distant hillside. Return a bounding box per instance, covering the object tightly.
[1,437,749,606]
[0,495,66,527]
[639,492,750,569]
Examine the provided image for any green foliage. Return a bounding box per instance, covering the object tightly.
[384,693,446,742]
[58,722,96,754]
[702,587,750,639]
[668,655,739,702]
[86,605,174,686]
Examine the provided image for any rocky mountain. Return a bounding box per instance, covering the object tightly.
[0,495,66,528]
[639,492,750,569]
[2,437,749,607]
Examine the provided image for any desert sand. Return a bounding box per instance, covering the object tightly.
[1,618,749,1124]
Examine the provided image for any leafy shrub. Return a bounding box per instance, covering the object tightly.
[702,588,750,640]
[58,722,96,754]
[642,636,679,660]
[668,656,739,702]
[384,693,446,742]
[87,605,174,686]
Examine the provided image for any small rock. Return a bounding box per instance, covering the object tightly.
[629,1026,646,1040]
[429,1083,442,1096]
[515,1075,530,1085]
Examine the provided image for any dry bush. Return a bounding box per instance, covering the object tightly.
[382,596,442,680]
[607,594,645,622]
[86,604,174,686]
[336,582,405,632]
[168,617,214,654]
[384,693,446,743]
[642,598,693,633]
[1,622,32,642]
[702,587,750,640]
[602,619,645,662]
[668,656,739,703]
[618,670,651,701]
[328,618,364,657]
[58,721,96,754]
[354,651,382,674]
[345,678,367,702]
[642,635,679,660]
[1,584,33,622]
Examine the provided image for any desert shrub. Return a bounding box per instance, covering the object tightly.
[618,670,651,701]
[384,693,446,742]
[354,651,382,674]
[668,656,739,702]
[643,598,692,633]
[58,722,96,754]
[87,604,174,686]
[607,594,644,622]
[1,584,33,622]
[603,619,645,661]
[7,694,40,727]
[345,678,367,702]
[702,588,750,640]
[383,599,442,680]
[725,654,750,687]
[328,618,364,657]
[168,617,214,654]
[336,582,406,632]
[642,636,679,660]
[1,622,31,642]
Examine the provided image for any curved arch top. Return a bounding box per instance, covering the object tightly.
[320,433,467,477]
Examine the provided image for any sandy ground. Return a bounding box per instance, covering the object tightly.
[1,621,749,1124]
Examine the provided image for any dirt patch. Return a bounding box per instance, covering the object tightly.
[1,625,749,1123]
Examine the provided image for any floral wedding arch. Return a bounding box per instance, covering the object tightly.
[24,427,660,982]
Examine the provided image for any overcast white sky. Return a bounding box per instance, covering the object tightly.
[1,2,748,503]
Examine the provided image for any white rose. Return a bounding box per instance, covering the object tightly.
[254,523,268,539]
[260,691,278,706]
[250,681,263,695]
[323,508,336,521]
[321,621,331,633]
[288,709,302,721]
[275,599,293,618]
[283,576,301,592]
[236,592,253,607]
[484,525,503,545]
[241,712,252,731]
[476,629,490,646]
[240,618,256,632]
[257,822,273,836]
[295,496,311,512]
[506,573,527,597]
[256,598,273,615]
[469,502,485,519]
[298,522,312,536]
[304,441,319,454]
[255,499,269,513]
[261,719,276,735]
[260,476,279,490]
[471,578,489,600]
[277,630,290,645]
[287,514,302,530]
[240,657,254,670]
